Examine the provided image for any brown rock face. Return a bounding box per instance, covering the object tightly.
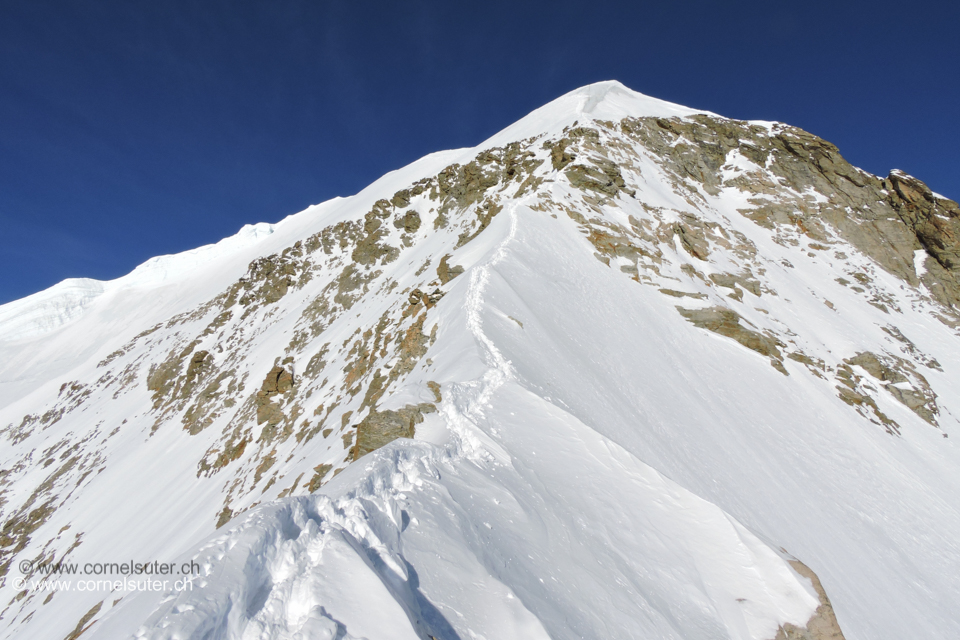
[564,159,630,198]
[351,403,436,460]
[237,242,309,308]
[844,351,939,425]
[675,221,711,260]
[181,350,210,396]
[261,365,293,394]
[619,115,960,311]
[256,365,294,426]
[886,171,960,271]
[306,463,332,493]
[774,560,846,640]
[884,170,960,307]
[437,254,464,284]
[393,210,421,233]
[677,306,787,373]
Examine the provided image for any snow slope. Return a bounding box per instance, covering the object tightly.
[1,81,958,640]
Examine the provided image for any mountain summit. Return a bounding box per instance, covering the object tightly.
[2,82,959,640]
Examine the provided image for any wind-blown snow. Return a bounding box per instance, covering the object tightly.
[483,80,713,149]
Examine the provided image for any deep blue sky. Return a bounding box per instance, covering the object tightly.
[2,0,957,304]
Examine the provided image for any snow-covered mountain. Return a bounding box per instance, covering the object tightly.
[2,81,959,640]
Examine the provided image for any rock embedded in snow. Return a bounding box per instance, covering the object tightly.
[775,561,845,640]
[351,403,436,460]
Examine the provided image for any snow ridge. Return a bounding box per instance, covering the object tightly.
[457,202,522,427]
[0,222,276,343]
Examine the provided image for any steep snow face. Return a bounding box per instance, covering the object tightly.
[0,279,107,342]
[0,223,278,344]
[482,80,713,148]
[2,82,959,640]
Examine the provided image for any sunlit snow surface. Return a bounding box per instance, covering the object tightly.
[1,82,958,640]
[0,223,278,343]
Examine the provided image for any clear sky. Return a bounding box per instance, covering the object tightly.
[2,0,957,305]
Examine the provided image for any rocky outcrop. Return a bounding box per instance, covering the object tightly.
[256,364,294,427]
[709,271,762,299]
[352,200,402,266]
[677,305,787,373]
[143,338,244,436]
[674,219,711,260]
[436,143,543,211]
[618,114,960,313]
[237,241,311,309]
[834,362,899,435]
[886,171,960,271]
[180,350,211,397]
[350,403,436,460]
[884,171,960,308]
[437,254,464,284]
[407,288,444,309]
[773,560,846,640]
[565,159,631,198]
[392,210,421,234]
[306,463,332,492]
[844,351,939,425]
